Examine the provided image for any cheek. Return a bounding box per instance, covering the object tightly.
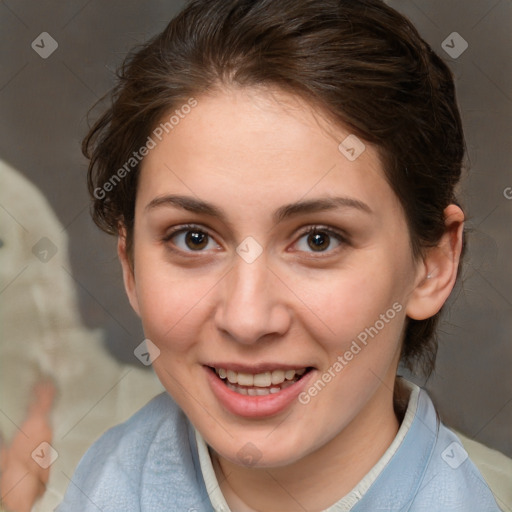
[133,257,217,353]
[303,268,402,338]
[293,251,411,368]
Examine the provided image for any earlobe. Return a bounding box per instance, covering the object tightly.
[406,204,465,321]
[117,228,141,317]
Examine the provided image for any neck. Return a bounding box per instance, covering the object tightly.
[213,378,405,512]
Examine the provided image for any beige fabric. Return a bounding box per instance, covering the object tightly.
[0,161,164,511]
[457,431,512,512]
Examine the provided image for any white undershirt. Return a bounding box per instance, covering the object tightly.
[194,379,420,512]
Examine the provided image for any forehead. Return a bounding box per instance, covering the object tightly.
[136,87,400,222]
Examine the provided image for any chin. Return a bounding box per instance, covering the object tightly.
[210,429,310,469]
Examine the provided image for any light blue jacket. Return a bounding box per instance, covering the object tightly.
[58,387,502,511]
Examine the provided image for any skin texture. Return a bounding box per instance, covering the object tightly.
[0,379,55,512]
[118,86,464,511]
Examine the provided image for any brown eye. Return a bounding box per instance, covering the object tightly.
[185,230,208,250]
[307,231,330,251]
[164,225,220,252]
[294,227,345,254]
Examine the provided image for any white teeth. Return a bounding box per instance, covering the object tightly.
[285,369,296,380]
[214,367,307,389]
[253,372,272,387]
[223,377,303,396]
[227,384,274,396]
[271,370,285,385]
[237,372,254,386]
[227,383,248,394]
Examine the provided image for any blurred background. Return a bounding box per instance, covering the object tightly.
[0,0,510,507]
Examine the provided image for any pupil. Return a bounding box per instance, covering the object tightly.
[308,232,329,251]
[185,230,208,250]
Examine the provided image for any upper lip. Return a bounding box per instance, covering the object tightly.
[205,363,312,373]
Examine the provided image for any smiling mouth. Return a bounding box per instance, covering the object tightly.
[208,366,313,396]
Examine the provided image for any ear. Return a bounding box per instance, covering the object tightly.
[117,227,141,317]
[406,204,464,320]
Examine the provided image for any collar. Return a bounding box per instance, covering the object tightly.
[194,379,425,512]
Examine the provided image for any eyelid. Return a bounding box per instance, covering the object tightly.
[299,225,348,240]
[289,225,349,254]
[162,223,222,252]
[162,223,211,241]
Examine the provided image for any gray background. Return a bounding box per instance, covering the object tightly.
[1,0,510,457]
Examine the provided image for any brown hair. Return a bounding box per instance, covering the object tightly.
[84,0,465,376]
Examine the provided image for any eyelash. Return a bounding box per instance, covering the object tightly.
[294,226,348,255]
[162,224,217,253]
[162,224,348,256]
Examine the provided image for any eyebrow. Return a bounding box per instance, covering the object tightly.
[144,194,373,224]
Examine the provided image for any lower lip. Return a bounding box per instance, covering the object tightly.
[204,366,315,418]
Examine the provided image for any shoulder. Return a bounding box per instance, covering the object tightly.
[57,392,210,511]
[457,430,512,511]
[78,391,186,469]
[409,388,503,511]
[356,383,503,512]
[416,423,502,511]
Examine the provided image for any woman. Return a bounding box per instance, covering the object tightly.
[58,0,503,510]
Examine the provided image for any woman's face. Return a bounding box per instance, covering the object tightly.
[121,87,424,467]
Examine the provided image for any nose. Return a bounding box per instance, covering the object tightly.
[214,254,291,345]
